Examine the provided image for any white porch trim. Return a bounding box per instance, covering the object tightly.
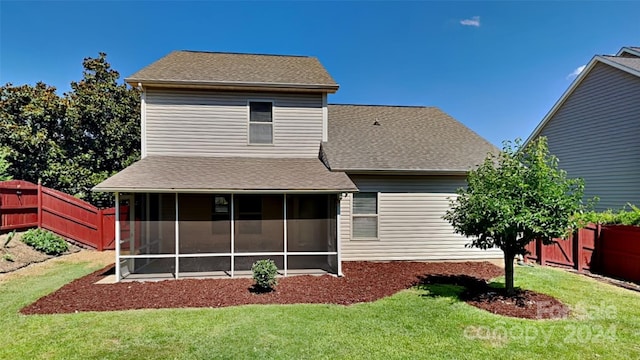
[174,193,179,279]
[230,193,235,277]
[283,193,288,276]
[115,192,121,282]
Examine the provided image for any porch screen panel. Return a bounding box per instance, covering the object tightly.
[286,194,332,252]
[287,255,337,273]
[121,258,175,279]
[234,255,284,272]
[179,257,231,275]
[234,195,284,253]
[158,193,177,253]
[178,194,230,253]
[119,193,175,256]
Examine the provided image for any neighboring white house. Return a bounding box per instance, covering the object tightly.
[526,46,640,211]
[94,50,501,281]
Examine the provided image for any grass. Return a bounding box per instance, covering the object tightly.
[0,261,639,359]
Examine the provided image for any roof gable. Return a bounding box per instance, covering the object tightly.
[126,51,338,92]
[526,47,640,145]
[322,104,497,173]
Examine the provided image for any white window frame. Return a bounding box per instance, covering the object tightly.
[247,99,275,145]
[351,192,379,240]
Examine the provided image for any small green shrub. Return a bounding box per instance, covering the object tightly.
[3,230,15,248]
[251,259,278,291]
[2,253,13,262]
[21,229,68,255]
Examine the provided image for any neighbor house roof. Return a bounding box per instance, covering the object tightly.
[93,156,357,193]
[526,46,640,145]
[601,55,640,73]
[618,46,640,57]
[126,51,339,93]
[321,105,498,173]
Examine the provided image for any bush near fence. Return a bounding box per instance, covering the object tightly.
[0,180,117,250]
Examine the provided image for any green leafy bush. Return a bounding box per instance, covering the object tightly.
[575,204,640,226]
[251,259,278,291]
[21,229,68,255]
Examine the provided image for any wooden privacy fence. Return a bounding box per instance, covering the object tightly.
[0,180,116,250]
[526,223,640,284]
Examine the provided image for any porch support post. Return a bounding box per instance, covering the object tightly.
[230,194,235,277]
[283,193,288,277]
[115,192,121,282]
[337,194,343,277]
[174,193,179,279]
[129,194,135,270]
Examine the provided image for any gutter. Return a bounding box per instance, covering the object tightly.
[92,188,358,194]
[332,169,470,176]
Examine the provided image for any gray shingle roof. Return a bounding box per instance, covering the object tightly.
[126,51,338,91]
[93,156,357,192]
[601,55,640,73]
[322,105,498,172]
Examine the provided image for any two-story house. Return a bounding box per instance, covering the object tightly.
[94,50,501,281]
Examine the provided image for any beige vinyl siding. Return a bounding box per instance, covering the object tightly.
[145,89,323,157]
[538,62,640,211]
[340,175,503,261]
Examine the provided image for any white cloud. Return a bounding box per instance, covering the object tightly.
[567,64,586,79]
[460,16,480,27]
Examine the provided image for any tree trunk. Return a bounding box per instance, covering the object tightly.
[504,250,516,296]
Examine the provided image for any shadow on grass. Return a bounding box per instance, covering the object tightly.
[415,274,512,302]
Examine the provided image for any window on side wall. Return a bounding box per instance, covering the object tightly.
[352,192,378,240]
[248,101,273,144]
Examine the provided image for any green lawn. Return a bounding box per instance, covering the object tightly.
[1,260,639,360]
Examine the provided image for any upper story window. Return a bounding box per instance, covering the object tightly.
[249,101,273,144]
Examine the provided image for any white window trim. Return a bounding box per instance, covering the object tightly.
[350,192,380,241]
[247,99,275,146]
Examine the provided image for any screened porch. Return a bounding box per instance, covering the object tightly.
[116,193,340,281]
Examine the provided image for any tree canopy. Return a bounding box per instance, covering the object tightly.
[0,53,139,205]
[444,137,585,295]
[0,147,12,181]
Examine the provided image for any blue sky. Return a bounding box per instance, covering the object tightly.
[1,1,638,146]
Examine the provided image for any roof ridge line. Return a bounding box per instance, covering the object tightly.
[178,50,312,58]
[328,103,436,109]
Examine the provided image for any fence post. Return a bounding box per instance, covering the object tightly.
[537,238,545,266]
[575,229,582,272]
[37,180,43,228]
[97,208,104,251]
[595,223,602,271]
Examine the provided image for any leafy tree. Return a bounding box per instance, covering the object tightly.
[0,147,12,181]
[444,137,585,295]
[0,53,140,206]
[63,53,140,204]
[0,83,68,187]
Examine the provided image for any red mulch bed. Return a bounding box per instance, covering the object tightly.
[417,274,570,319]
[20,261,567,319]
